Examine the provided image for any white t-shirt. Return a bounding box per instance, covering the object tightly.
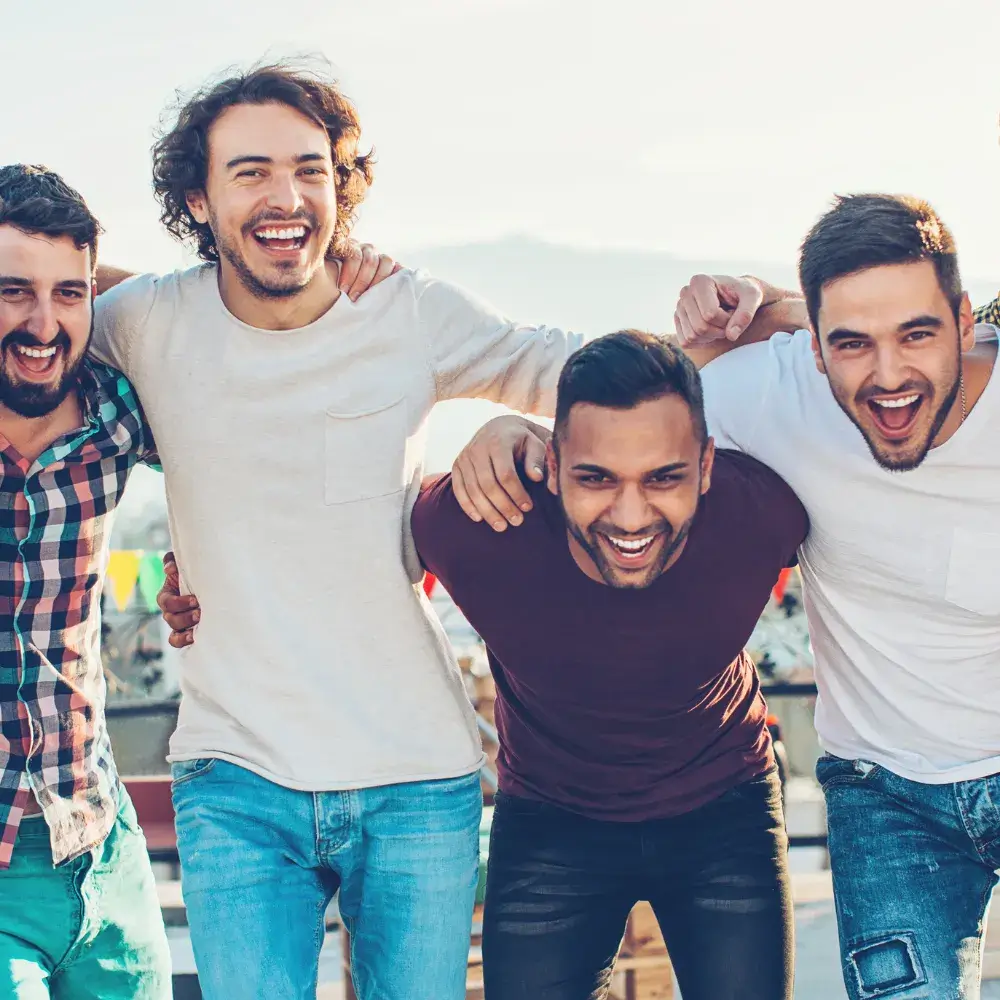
[91,265,581,790]
[701,327,1000,783]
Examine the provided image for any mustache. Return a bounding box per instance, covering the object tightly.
[2,327,72,352]
[242,209,318,237]
[591,519,673,539]
[856,378,931,404]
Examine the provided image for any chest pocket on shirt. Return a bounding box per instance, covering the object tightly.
[324,398,408,505]
[945,528,1000,617]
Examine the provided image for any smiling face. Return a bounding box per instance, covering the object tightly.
[0,225,93,418]
[813,260,975,471]
[549,394,714,589]
[186,101,338,299]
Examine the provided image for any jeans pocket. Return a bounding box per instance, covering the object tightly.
[815,754,880,790]
[170,757,217,788]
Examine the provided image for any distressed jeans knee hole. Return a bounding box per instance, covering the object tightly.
[849,933,926,998]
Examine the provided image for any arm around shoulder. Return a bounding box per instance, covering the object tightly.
[90,271,165,375]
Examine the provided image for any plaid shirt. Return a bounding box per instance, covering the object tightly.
[975,292,1000,327]
[0,359,156,868]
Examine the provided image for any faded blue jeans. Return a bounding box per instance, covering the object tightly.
[170,758,482,1000]
[817,754,1000,1000]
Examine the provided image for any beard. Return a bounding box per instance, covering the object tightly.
[559,495,695,590]
[830,363,961,473]
[0,324,89,418]
[211,206,327,301]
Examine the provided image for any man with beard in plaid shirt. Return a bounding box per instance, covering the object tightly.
[0,164,171,999]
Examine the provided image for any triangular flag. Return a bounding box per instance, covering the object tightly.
[137,551,168,613]
[106,550,142,611]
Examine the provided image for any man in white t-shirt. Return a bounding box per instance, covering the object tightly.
[88,60,596,1000]
[451,194,1000,999]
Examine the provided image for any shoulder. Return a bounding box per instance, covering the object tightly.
[81,359,149,449]
[412,473,553,577]
[708,449,809,554]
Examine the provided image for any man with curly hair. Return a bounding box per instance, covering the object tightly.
[0,163,170,998]
[90,60,603,1000]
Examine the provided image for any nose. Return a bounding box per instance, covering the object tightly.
[608,483,654,533]
[872,343,909,391]
[265,170,305,216]
[23,297,60,344]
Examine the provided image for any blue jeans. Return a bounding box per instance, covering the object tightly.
[817,754,1000,1000]
[170,759,482,1000]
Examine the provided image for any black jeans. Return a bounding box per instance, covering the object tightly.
[482,771,792,1000]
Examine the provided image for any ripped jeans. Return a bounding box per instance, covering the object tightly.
[818,755,1000,1000]
[482,771,792,1000]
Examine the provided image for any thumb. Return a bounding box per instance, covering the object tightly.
[725,282,764,341]
[525,435,547,482]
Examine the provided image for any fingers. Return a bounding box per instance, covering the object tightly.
[371,253,400,287]
[346,244,380,301]
[523,433,548,483]
[157,550,199,647]
[337,243,362,292]
[451,464,480,523]
[675,278,726,347]
[723,277,764,341]
[452,450,510,531]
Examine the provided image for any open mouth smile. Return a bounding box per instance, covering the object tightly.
[252,224,311,254]
[599,532,660,567]
[866,392,923,441]
[7,343,61,380]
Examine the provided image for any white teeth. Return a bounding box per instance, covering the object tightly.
[873,394,919,408]
[256,226,306,240]
[14,345,57,358]
[609,535,653,552]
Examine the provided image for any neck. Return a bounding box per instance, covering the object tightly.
[933,339,997,448]
[0,391,83,463]
[217,258,343,330]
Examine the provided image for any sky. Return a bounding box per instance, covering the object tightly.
[3,0,1000,280]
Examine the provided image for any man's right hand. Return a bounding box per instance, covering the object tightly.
[452,415,552,530]
[157,552,200,648]
[674,274,765,348]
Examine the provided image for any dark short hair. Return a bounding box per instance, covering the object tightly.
[554,330,708,446]
[799,194,962,331]
[152,59,374,262]
[0,164,101,272]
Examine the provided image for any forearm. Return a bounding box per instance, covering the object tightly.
[95,264,135,296]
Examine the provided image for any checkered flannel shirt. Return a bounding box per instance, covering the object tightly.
[975,292,1000,328]
[0,359,157,868]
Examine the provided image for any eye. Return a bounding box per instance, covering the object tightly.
[57,288,85,300]
[300,167,327,177]
[236,169,263,179]
[834,339,867,352]
[904,330,933,342]
[647,474,682,487]
[578,473,610,485]
[1,286,26,298]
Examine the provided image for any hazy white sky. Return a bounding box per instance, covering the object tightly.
[4,0,1000,281]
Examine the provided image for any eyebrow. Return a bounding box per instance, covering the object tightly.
[0,276,89,290]
[570,462,690,476]
[826,314,944,345]
[225,152,329,169]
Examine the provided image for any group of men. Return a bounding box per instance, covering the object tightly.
[1,55,999,1000]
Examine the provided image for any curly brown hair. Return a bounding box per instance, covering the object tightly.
[152,60,374,262]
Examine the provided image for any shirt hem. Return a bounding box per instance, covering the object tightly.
[166,749,488,792]
[819,740,1000,785]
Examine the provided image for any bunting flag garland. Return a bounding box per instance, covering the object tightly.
[106,550,143,611]
[137,551,168,613]
[104,550,167,612]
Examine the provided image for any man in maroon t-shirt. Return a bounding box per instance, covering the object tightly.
[412,331,807,1000]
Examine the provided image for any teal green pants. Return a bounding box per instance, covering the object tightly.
[0,788,170,999]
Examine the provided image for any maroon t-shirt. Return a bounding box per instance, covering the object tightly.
[412,449,808,821]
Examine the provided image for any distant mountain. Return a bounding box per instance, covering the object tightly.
[404,235,997,336]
